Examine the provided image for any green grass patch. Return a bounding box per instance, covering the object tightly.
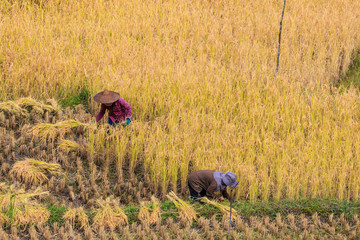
[124,205,140,224]
[47,205,67,225]
[192,202,222,219]
[160,201,178,221]
[232,198,360,220]
[42,198,360,226]
[59,87,91,110]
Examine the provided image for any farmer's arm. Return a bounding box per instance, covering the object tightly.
[119,98,132,118]
[95,104,106,122]
[221,189,229,199]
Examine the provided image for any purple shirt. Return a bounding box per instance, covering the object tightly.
[95,98,132,123]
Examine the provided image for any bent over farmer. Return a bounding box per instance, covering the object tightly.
[187,170,239,202]
[94,90,132,127]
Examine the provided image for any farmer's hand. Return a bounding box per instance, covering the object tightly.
[123,118,131,126]
[220,196,225,201]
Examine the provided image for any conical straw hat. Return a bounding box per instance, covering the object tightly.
[93,90,120,104]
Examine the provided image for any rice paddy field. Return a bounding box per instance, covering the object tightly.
[2,0,360,239]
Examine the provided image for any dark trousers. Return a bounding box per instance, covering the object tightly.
[108,117,119,126]
[106,118,119,134]
[188,182,206,200]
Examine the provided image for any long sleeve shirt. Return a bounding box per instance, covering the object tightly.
[187,170,229,199]
[95,98,132,123]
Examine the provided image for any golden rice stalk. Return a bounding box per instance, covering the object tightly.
[149,196,161,224]
[166,191,197,224]
[138,202,151,224]
[14,204,50,226]
[15,98,56,114]
[10,158,62,185]
[200,197,238,218]
[0,101,29,118]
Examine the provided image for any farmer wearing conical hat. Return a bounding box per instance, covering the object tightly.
[94,90,132,127]
[187,170,239,202]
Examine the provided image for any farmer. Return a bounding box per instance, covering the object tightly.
[94,90,132,127]
[187,170,239,202]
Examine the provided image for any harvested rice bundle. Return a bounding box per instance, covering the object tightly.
[0,185,49,226]
[166,191,197,224]
[0,185,48,210]
[63,208,77,227]
[138,202,151,224]
[76,207,89,229]
[58,138,86,155]
[0,192,11,211]
[0,101,29,118]
[63,207,88,229]
[29,119,85,142]
[14,204,50,225]
[10,158,62,185]
[29,123,58,143]
[200,197,238,218]
[92,197,128,229]
[149,196,161,224]
[45,99,62,113]
[15,98,57,114]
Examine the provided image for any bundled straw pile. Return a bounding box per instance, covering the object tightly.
[10,158,62,185]
[166,191,197,224]
[201,197,238,218]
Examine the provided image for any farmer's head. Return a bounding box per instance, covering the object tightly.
[221,172,239,189]
[93,90,120,105]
